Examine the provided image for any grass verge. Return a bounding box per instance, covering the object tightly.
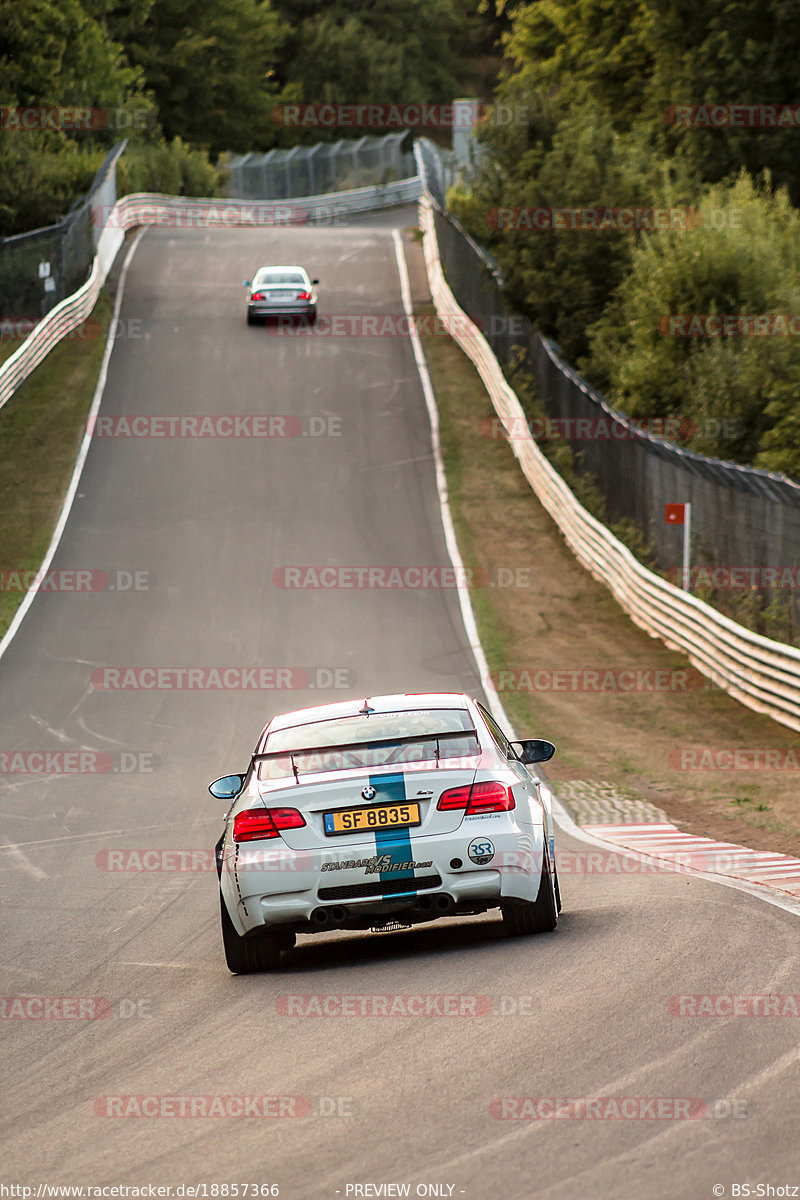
[0,291,111,636]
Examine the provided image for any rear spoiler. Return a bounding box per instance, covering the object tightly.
[252,729,479,784]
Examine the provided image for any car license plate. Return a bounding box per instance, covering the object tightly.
[323,801,421,836]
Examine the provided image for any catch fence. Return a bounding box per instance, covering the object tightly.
[415,139,800,639]
[223,132,417,201]
[0,142,126,322]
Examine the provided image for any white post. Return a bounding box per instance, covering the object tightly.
[682,503,692,590]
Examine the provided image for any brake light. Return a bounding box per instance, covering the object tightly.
[297,291,311,300]
[270,808,307,831]
[467,781,515,813]
[251,292,264,301]
[233,807,306,842]
[437,781,515,814]
[436,784,471,810]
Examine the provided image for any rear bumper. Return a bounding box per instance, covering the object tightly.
[248,303,316,319]
[220,825,548,936]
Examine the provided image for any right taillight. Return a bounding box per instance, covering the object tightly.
[437,781,515,815]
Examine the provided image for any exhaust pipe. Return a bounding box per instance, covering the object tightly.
[310,906,349,928]
[416,895,435,912]
[435,894,455,913]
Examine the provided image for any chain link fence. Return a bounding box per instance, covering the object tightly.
[0,141,126,324]
[222,132,418,201]
[417,140,800,642]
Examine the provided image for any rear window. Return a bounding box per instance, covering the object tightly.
[257,708,479,779]
[257,273,306,286]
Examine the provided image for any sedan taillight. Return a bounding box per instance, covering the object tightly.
[296,291,311,300]
[437,781,515,815]
[251,292,264,301]
[233,807,306,842]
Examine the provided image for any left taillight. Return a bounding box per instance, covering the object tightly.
[437,781,515,815]
[251,291,264,301]
[233,807,306,842]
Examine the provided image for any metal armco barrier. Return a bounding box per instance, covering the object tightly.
[418,192,800,734]
[0,179,422,411]
[0,258,104,413]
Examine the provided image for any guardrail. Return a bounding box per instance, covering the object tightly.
[0,178,422,412]
[418,191,800,734]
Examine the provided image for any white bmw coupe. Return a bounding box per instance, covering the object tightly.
[210,692,559,973]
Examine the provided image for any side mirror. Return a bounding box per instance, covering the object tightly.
[209,774,245,799]
[242,279,251,287]
[311,278,319,285]
[509,739,556,765]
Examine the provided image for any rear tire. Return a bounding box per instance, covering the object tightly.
[220,893,284,973]
[501,851,558,936]
[246,311,259,326]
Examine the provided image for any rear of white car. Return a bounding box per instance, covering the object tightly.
[212,694,558,973]
[244,265,317,324]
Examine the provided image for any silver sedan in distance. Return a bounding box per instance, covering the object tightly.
[242,265,318,325]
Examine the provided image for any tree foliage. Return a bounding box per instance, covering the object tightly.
[450,0,800,476]
[114,0,288,157]
[585,174,800,467]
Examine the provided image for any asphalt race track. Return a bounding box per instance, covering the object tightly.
[1,209,798,1199]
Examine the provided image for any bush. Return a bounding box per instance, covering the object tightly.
[116,138,220,198]
[584,172,800,472]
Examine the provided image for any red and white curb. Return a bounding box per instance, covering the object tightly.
[582,821,800,899]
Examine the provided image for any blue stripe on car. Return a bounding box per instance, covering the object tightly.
[369,771,417,896]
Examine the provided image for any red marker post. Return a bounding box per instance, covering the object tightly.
[665,503,692,590]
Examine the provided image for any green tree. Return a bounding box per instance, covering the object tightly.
[0,0,152,233]
[494,0,800,196]
[117,0,288,157]
[584,173,800,469]
[268,0,467,143]
[451,96,694,361]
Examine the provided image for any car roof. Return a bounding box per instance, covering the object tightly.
[266,692,474,733]
[254,265,309,277]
